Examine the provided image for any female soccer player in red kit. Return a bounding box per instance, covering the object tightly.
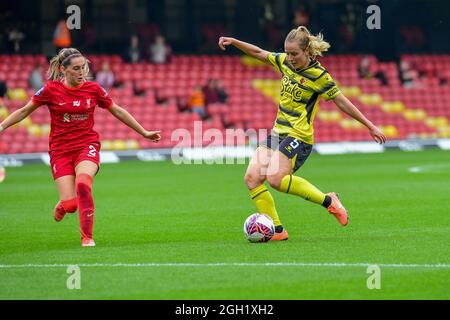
[0,48,161,247]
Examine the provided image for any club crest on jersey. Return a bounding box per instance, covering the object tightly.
[86,98,91,108]
[63,113,71,122]
[73,100,81,107]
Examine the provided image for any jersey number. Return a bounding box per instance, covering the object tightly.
[88,145,97,157]
[289,139,300,149]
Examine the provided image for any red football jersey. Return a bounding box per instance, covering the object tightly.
[32,80,113,153]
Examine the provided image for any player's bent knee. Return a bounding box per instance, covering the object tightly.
[244,172,265,189]
[266,174,282,190]
[75,174,93,197]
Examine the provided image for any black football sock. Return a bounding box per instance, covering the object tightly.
[275,225,284,233]
[322,195,332,208]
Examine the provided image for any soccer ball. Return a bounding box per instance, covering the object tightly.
[243,213,275,243]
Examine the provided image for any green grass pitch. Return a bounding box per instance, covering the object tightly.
[0,149,449,299]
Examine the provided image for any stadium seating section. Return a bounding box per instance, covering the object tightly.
[0,53,449,154]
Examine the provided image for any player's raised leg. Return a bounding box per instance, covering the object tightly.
[267,150,327,204]
[75,160,98,247]
[53,175,77,222]
[266,138,348,226]
[244,147,284,230]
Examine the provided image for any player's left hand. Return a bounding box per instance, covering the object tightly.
[143,130,161,142]
[218,37,234,50]
[369,126,386,144]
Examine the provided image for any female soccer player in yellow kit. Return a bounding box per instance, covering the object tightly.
[219,26,386,240]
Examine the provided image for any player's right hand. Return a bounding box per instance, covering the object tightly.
[369,126,387,144]
[143,130,161,142]
[218,37,234,51]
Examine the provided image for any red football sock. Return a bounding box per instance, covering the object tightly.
[54,197,78,221]
[76,174,94,239]
[61,197,78,213]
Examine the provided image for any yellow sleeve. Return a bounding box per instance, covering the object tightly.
[315,72,340,100]
[267,53,286,73]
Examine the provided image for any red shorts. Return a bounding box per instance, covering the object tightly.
[49,143,101,180]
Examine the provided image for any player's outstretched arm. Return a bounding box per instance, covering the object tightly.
[218,36,270,63]
[332,93,387,144]
[107,103,161,142]
[0,100,39,133]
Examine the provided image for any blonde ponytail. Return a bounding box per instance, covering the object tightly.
[47,55,62,80]
[47,48,90,80]
[285,26,330,58]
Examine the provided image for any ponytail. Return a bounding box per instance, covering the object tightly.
[47,48,90,80]
[285,26,330,58]
[48,55,62,80]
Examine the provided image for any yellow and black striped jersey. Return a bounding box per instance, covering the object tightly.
[267,52,340,144]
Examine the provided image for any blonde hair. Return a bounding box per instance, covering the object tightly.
[285,26,330,58]
[47,48,90,80]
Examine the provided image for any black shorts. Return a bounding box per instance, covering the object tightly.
[259,133,313,173]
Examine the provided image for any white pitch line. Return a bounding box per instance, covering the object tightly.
[0,262,449,269]
[408,163,450,173]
